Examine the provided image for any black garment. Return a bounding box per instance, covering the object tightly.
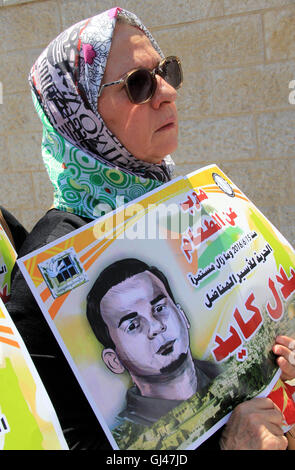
[6,208,221,450]
[120,359,221,426]
[0,206,28,253]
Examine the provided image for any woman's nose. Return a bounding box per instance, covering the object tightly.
[151,75,178,109]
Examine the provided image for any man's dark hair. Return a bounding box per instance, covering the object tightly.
[86,258,176,350]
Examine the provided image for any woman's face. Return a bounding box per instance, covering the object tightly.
[97,23,179,164]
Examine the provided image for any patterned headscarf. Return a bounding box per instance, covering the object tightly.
[29,7,175,219]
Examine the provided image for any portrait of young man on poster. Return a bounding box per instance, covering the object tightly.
[86,258,221,426]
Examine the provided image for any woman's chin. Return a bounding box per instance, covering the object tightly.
[134,145,178,165]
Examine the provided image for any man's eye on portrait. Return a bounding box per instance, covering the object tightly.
[127,319,140,333]
[153,303,166,314]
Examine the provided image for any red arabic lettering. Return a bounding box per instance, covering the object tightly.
[212,213,225,227]
[210,266,295,363]
[223,208,238,226]
[276,266,295,300]
[181,209,238,263]
[181,222,219,263]
[266,278,284,321]
[234,293,263,339]
[181,229,194,263]
[180,195,199,214]
[212,325,242,362]
[180,189,208,215]
[212,292,263,362]
[198,189,208,202]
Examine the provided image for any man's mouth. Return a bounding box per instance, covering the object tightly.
[157,339,176,356]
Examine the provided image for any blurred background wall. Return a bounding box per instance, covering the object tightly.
[0,0,295,245]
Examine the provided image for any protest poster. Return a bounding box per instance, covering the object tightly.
[0,298,68,449]
[0,221,68,450]
[0,223,17,304]
[17,164,295,450]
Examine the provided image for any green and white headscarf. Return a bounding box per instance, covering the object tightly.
[29,7,175,219]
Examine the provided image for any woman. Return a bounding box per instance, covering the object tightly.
[7,7,295,450]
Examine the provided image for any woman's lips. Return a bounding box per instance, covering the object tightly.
[156,118,176,132]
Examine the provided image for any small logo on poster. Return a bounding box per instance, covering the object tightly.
[38,247,88,298]
[212,173,235,197]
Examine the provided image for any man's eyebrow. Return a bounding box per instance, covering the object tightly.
[150,294,166,306]
[118,312,137,328]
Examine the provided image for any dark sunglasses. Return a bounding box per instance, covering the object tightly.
[97,56,183,104]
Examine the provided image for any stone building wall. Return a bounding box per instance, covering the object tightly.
[0,0,295,245]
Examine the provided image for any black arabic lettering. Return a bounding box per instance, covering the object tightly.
[236,243,273,283]
[188,263,216,287]
[205,288,220,308]
[204,274,237,308]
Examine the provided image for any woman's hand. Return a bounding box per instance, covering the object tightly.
[220,398,288,450]
[272,335,295,382]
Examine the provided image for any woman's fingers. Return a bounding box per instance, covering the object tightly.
[273,336,295,381]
